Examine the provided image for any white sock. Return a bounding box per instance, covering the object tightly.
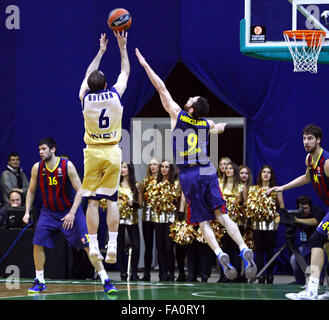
[89,234,98,247]
[98,270,109,285]
[108,231,118,246]
[36,270,45,283]
[307,276,319,294]
[214,247,223,256]
[239,244,248,252]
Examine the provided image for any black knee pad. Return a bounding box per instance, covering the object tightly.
[309,231,327,249]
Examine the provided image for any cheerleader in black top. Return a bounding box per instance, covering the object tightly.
[247,165,284,284]
[140,158,159,281]
[152,160,180,281]
[117,162,142,281]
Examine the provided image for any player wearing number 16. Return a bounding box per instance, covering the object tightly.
[135,48,257,282]
[22,138,116,294]
[79,31,130,269]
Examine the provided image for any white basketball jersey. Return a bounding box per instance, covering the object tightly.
[82,87,123,145]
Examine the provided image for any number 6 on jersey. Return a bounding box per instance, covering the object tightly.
[99,108,110,129]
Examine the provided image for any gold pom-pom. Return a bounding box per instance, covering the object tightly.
[169,220,196,245]
[151,180,179,213]
[245,186,277,223]
[242,229,255,250]
[143,176,157,205]
[118,193,135,219]
[196,227,207,244]
[223,193,245,226]
[99,198,107,211]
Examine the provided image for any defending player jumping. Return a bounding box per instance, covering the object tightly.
[23,138,117,294]
[135,48,257,281]
[78,32,130,268]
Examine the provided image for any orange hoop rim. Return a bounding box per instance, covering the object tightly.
[283,30,326,47]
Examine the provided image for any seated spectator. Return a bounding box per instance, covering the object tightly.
[290,195,328,285]
[0,152,29,205]
[0,190,23,226]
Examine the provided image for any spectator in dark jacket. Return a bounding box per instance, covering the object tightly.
[0,152,29,205]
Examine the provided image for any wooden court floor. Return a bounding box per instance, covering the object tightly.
[0,278,327,301]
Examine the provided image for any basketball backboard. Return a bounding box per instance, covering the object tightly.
[240,0,329,63]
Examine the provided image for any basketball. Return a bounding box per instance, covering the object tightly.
[107,8,132,32]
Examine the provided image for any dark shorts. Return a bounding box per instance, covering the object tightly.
[179,165,226,224]
[33,206,89,249]
[316,209,329,238]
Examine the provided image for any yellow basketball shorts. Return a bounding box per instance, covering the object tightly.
[82,144,122,201]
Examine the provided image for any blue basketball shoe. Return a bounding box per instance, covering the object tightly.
[239,248,257,280]
[103,279,118,294]
[28,279,47,294]
[217,252,237,280]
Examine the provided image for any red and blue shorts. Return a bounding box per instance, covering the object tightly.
[33,206,89,249]
[179,165,226,224]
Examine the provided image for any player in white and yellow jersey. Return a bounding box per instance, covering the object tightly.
[79,31,130,266]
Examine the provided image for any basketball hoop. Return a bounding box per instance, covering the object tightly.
[283,30,326,73]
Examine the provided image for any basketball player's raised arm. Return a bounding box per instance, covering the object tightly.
[266,155,311,194]
[135,48,180,120]
[23,163,38,224]
[112,31,130,97]
[79,33,108,101]
[208,120,227,134]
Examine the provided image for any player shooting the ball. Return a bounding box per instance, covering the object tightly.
[79,31,130,293]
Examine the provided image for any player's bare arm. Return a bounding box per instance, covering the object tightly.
[61,161,83,230]
[266,155,311,194]
[135,48,181,121]
[23,163,39,224]
[112,31,130,97]
[79,33,109,101]
[208,120,227,134]
[323,158,329,178]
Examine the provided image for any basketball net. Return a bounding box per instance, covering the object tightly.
[283,30,326,73]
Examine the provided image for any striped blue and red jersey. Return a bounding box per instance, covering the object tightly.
[308,148,329,207]
[172,110,210,170]
[38,158,75,212]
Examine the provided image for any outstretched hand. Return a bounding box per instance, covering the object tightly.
[113,30,128,49]
[266,186,284,195]
[99,33,109,53]
[135,48,148,67]
[216,123,227,134]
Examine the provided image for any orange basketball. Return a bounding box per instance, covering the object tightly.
[107,8,132,32]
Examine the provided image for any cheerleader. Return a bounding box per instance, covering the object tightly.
[220,162,245,227]
[248,165,284,284]
[117,162,142,281]
[153,160,179,281]
[140,158,159,281]
[238,165,255,279]
[219,162,244,282]
[239,165,253,198]
[217,156,231,185]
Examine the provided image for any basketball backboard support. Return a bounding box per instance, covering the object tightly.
[240,0,329,63]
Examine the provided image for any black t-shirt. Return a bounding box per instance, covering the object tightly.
[297,205,326,243]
